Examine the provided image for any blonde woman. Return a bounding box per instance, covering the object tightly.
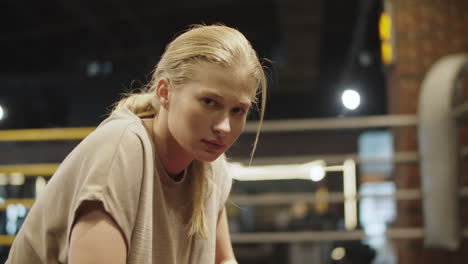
[6,24,267,264]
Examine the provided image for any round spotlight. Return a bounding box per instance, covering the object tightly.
[331,247,346,261]
[341,89,361,110]
[309,165,325,182]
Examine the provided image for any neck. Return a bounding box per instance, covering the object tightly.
[153,112,193,178]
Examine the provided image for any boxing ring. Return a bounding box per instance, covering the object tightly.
[0,54,467,254]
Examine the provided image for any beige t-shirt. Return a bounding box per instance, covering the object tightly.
[6,108,233,264]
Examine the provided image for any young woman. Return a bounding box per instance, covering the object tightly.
[6,24,267,263]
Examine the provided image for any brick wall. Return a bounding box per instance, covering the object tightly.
[388,0,468,263]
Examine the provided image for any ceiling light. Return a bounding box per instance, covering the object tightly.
[342,89,361,110]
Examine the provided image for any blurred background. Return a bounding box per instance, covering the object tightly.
[1,0,468,263]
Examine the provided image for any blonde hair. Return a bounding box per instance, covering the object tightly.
[113,24,267,239]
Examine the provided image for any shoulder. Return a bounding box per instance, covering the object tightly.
[210,155,230,180]
[209,155,233,209]
[83,109,151,152]
[95,109,149,141]
[62,108,153,173]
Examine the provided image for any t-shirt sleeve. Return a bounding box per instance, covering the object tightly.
[66,122,146,249]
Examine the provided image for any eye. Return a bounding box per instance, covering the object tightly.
[201,98,217,107]
[232,107,247,115]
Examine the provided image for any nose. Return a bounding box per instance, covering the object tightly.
[214,114,230,137]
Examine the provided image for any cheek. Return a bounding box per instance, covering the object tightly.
[169,106,195,140]
[177,107,207,140]
[229,119,246,141]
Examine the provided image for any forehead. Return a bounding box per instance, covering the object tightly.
[188,63,256,104]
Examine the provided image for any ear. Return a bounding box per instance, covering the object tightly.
[155,78,170,108]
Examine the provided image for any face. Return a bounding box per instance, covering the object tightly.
[165,64,256,162]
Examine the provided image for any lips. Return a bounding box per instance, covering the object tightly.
[202,139,225,151]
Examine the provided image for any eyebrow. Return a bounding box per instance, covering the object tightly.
[203,91,251,108]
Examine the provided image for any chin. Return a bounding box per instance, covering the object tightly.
[196,152,223,162]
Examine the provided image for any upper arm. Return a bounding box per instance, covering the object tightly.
[215,206,237,264]
[69,201,127,264]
